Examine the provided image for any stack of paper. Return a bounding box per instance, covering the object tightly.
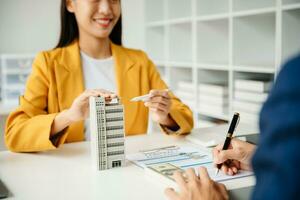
[234,79,272,125]
[174,81,196,109]
[198,83,228,115]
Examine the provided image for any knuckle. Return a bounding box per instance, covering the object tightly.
[189,180,199,189]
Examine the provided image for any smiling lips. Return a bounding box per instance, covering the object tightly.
[94,18,112,28]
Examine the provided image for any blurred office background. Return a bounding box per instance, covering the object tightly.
[1,0,300,150]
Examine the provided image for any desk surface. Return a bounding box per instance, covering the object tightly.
[0,133,255,200]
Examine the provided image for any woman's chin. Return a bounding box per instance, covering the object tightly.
[91,32,112,40]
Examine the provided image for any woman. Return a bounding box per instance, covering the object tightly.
[5,0,193,152]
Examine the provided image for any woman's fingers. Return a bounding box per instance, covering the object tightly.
[147,96,170,106]
[145,102,169,113]
[79,89,118,102]
[149,89,170,99]
[93,89,118,98]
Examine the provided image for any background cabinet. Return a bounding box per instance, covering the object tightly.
[144,0,300,129]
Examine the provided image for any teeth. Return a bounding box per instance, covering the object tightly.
[95,19,111,26]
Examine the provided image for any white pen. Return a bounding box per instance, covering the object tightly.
[130,89,171,102]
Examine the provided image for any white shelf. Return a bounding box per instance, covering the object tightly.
[196,13,229,22]
[3,68,31,75]
[282,8,300,64]
[197,68,229,81]
[169,23,193,62]
[166,61,193,68]
[233,0,276,12]
[167,0,192,20]
[233,13,276,68]
[146,21,166,28]
[282,0,300,5]
[1,54,35,59]
[232,7,276,17]
[145,27,165,62]
[197,0,229,17]
[233,66,275,74]
[197,70,229,119]
[0,54,33,106]
[169,68,193,91]
[167,18,193,25]
[4,83,25,91]
[143,0,300,123]
[145,0,165,23]
[197,64,229,71]
[146,18,193,27]
[282,3,300,11]
[197,19,229,65]
[0,103,17,115]
[152,60,166,66]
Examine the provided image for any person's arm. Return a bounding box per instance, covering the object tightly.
[5,52,62,152]
[251,56,300,200]
[141,51,194,134]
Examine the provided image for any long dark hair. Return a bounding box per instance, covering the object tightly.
[56,0,122,48]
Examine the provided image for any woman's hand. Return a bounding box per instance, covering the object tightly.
[212,138,256,175]
[165,167,228,200]
[50,89,117,136]
[66,89,117,122]
[144,89,179,130]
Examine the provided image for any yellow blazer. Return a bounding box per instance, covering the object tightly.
[5,41,193,152]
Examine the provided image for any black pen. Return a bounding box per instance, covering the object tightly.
[215,112,240,175]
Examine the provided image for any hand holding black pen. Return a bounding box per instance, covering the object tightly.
[215,112,240,175]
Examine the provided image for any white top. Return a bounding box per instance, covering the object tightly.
[80,51,117,140]
[81,51,116,92]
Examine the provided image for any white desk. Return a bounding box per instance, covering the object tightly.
[0,133,255,200]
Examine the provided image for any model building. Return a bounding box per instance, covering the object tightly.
[89,96,125,170]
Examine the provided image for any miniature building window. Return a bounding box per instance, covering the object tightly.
[105,109,123,114]
[106,134,124,139]
[105,117,123,122]
[112,160,122,168]
[108,151,124,156]
[106,126,123,131]
[107,142,124,147]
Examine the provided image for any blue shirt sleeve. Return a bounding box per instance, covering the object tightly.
[251,55,300,199]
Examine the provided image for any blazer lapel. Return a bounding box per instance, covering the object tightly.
[111,43,140,133]
[55,41,85,110]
